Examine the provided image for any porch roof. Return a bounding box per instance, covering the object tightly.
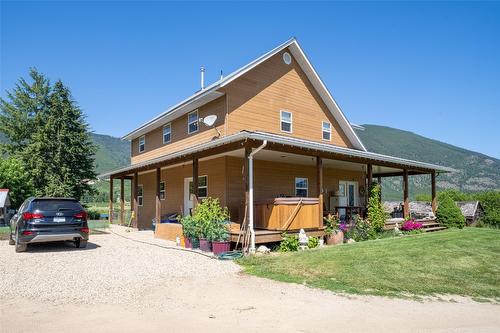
[98,131,456,179]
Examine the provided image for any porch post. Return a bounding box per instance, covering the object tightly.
[316,157,323,227]
[431,171,437,214]
[192,157,199,210]
[377,175,382,203]
[120,176,125,225]
[243,145,251,224]
[108,177,113,224]
[133,171,138,228]
[155,167,161,232]
[403,169,409,218]
[367,164,373,190]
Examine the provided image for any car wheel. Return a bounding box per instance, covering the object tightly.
[75,239,88,248]
[15,230,27,253]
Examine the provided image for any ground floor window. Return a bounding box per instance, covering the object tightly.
[137,185,144,206]
[160,181,165,200]
[295,177,308,197]
[189,175,208,199]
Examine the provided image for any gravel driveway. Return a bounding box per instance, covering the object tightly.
[1,225,499,333]
[0,225,239,305]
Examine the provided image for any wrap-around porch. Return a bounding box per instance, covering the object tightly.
[103,132,451,251]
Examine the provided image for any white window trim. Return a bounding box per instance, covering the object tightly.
[138,136,145,153]
[137,184,144,206]
[295,177,308,197]
[280,110,292,133]
[160,181,166,200]
[322,121,332,141]
[163,123,171,144]
[188,110,199,134]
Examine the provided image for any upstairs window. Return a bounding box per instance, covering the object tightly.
[160,181,166,200]
[280,110,292,133]
[137,185,144,206]
[295,177,308,197]
[322,121,331,141]
[188,110,199,134]
[163,123,171,144]
[138,136,145,153]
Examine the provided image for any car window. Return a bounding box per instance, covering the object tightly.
[31,200,82,212]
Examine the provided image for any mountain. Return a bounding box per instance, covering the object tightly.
[92,133,130,174]
[355,125,500,200]
[3,126,498,201]
[0,132,130,175]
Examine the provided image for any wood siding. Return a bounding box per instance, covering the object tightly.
[131,96,227,164]
[136,157,227,229]
[223,47,353,148]
[135,156,364,228]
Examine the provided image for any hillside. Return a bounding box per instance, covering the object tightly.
[355,125,500,200]
[3,126,498,201]
[92,133,130,174]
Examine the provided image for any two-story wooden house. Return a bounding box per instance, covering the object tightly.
[100,38,453,251]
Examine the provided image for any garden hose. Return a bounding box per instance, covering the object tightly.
[217,251,243,260]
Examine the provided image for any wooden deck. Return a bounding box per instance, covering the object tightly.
[384,218,446,232]
[230,228,326,244]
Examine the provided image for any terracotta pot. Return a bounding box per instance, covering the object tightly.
[326,231,344,245]
[199,238,212,252]
[212,241,231,255]
[184,236,192,249]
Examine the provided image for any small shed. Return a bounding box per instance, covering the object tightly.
[456,201,484,225]
[0,189,11,226]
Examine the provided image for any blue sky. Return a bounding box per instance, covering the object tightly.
[1,1,499,158]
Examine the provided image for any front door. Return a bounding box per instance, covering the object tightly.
[338,181,358,220]
[184,177,194,216]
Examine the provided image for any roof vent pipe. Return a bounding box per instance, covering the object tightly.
[200,66,205,90]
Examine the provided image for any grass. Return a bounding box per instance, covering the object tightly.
[238,228,500,301]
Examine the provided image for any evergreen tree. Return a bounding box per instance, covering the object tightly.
[24,80,97,199]
[0,68,50,155]
[366,183,386,232]
[436,192,466,228]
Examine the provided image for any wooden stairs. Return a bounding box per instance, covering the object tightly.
[384,218,446,233]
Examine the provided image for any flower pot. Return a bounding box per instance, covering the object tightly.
[326,231,344,245]
[212,241,231,255]
[184,236,192,249]
[190,237,200,249]
[199,238,212,252]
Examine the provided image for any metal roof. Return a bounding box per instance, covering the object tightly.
[99,131,455,179]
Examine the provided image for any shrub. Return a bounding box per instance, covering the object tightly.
[86,209,101,220]
[472,191,500,228]
[307,236,319,249]
[192,197,230,240]
[180,215,198,239]
[345,216,375,241]
[401,218,423,231]
[323,214,340,236]
[436,193,466,228]
[211,221,230,242]
[279,234,299,252]
[366,183,386,232]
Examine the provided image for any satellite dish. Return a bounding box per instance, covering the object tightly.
[202,115,217,127]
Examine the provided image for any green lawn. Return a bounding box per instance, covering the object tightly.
[238,228,500,301]
[0,226,9,235]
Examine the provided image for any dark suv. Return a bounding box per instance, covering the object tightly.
[9,197,89,252]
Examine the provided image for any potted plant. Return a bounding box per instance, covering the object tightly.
[193,197,230,253]
[211,221,231,255]
[180,215,199,249]
[324,214,344,245]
